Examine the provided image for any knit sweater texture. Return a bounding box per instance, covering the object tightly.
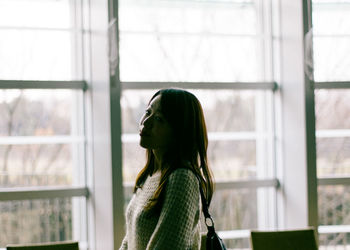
[119,168,201,250]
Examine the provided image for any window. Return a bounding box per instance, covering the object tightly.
[119,0,277,248]
[312,0,350,248]
[0,0,89,248]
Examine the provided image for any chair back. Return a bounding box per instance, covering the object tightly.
[201,233,207,250]
[7,241,79,250]
[250,228,318,250]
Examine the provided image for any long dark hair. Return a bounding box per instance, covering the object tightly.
[134,88,214,211]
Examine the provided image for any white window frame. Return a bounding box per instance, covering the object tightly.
[4,0,350,249]
[305,0,350,241]
[280,0,350,241]
[0,0,91,248]
[0,79,90,249]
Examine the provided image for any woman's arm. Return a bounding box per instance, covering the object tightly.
[146,168,200,250]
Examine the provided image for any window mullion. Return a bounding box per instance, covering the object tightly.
[0,80,87,90]
[314,81,350,89]
[121,81,277,90]
[0,187,89,201]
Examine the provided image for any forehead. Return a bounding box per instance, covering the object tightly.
[149,94,162,111]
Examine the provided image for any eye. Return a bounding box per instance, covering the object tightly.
[155,115,162,122]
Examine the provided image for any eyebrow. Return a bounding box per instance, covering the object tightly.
[150,102,160,110]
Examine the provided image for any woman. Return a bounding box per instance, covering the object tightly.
[119,88,214,250]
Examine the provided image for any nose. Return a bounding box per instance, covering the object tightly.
[140,114,152,128]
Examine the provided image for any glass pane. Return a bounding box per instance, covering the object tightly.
[121,90,154,134]
[208,140,256,181]
[120,36,260,82]
[206,188,275,249]
[319,185,350,226]
[315,90,350,177]
[0,0,73,29]
[0,90,83,136]
[313,37,350,82]
[317,138,350,177]
[0,143,85,188]
[313,0,350,35]
[120,0,256,34]
[122,142,145,183]
[0,30,76,80]
[119,0,265,82]
[315,90,350,130]
[0,197,86,248]
[0,89,85,187]
[190,90,257,132]
[121,89,273,182]
[318,185,350,248]
[319,233,350,249]
[312,0,350,82]
[209,188,257,231]
[222,238,250,250]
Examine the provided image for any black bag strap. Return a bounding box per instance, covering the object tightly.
[198,184,210,218]
[192,170,227,250]
[175,167,226,249]
[196,176,215,229]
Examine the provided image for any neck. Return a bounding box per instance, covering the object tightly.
[152,149,164,172]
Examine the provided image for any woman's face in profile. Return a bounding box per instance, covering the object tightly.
[139,95,173,151]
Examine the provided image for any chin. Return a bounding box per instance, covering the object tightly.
[139,140,150,149]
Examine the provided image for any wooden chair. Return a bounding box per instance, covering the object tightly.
[201,233,207,250]
[250,228,318,250]
[7,241,79,250]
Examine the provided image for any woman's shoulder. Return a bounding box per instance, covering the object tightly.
[171,165,197,176]
[168,166,199,187]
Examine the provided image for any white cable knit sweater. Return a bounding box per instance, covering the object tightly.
[119,168,201,250]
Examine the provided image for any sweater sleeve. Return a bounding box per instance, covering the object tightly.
[146,168,200,250]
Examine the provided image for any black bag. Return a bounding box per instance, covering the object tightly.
[199,185,227,250]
